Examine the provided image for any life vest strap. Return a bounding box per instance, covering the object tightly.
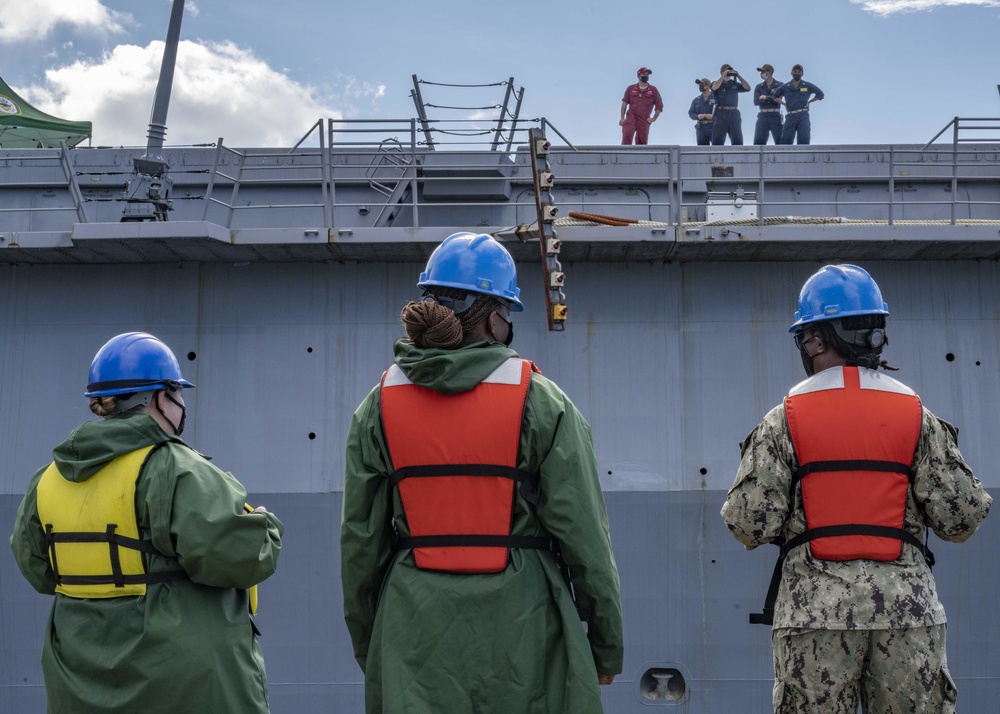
[390,463,539,488]
[396,534,556,551]
[749,539,787,626]
[45,523,188,589]
[390,463,543,508]
[46,529,166,554]
[793,459,913,485]
[751,526,936,626]
[53,571,189,586]
[781,523,930,558]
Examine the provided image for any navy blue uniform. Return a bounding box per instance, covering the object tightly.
[688,94,716,146]
[753,79,784,145]
[711,78,750,146]
[775,80,824,145]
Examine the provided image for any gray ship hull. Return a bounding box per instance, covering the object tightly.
[2,259,997,712]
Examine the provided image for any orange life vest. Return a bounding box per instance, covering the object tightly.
[783,365,924,561]
[379,357,552,573]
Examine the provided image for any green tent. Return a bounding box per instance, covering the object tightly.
[0,76,91,149]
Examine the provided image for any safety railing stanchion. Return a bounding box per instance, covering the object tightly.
[951,121,959,225]
[888,146,895,226]
[202,138,225,221]
[321,118,332,229]
[59,141,88,224]
[410,119,419,227]
[758,144,765,227]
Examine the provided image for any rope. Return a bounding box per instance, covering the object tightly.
[554,217,671,227]
[425,103,503,111]
[431,129,496,137]
[568,211,640,226]
[548,216,1000,229]
[687,217,1000,227]
[418,80,510,88]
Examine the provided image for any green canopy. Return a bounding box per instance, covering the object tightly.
[0,76,91,149]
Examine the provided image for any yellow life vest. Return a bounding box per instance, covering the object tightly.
[36,445,186,598]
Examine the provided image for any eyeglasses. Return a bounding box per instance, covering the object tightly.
[793,331,819,350]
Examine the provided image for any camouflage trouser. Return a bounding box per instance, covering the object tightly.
[772,625,957,713]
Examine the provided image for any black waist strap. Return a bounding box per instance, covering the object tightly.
[752,458,925,625]
[390,464,542,508]
[390,464,538,487]
[793,459,914,487]
[781,524,929,557]
[54,571,188,586]
[46,523,188,589]
[749,526,935,626]
[396,534,556,551]
[749,539,787,626]
[47,529,167,554]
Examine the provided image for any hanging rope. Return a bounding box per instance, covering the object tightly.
[431,129,496,137]
[418,80,510,88]
[424,103,503,111]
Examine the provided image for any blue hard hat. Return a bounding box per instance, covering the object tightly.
[417,232,524,311]
[85,332,195,397]
[789,264,889,332]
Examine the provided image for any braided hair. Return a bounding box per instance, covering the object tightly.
[400,287,505,349]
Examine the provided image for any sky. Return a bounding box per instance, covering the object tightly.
[0,0,998,148]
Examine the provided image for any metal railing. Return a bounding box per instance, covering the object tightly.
[1,117,999,233]
[193,117,1000,231]
[921,117,1000,150]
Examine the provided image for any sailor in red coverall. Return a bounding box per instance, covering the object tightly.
[620,66,663,145]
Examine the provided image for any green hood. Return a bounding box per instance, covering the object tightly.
[393,338,518,395]
[51,413,177,482]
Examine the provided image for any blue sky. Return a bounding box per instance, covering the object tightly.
[0,0,998,147]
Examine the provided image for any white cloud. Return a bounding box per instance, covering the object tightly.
[0,0,130,42]
[340,77,386,102]
[330,74,387,118]
[465,109,502,122]
[851,0,1000,15]
[20,40,343,147]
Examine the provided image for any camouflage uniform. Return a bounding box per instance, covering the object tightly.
[721,368,991,713]
[772,626,956,713]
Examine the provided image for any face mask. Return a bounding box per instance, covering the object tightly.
[492,313,514,348]
[160,390,187,436]
[792,73,803,81]
[639,75,649,83]
[794,332,819,377]
[760,72,767,80]
[799,348,815,377]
